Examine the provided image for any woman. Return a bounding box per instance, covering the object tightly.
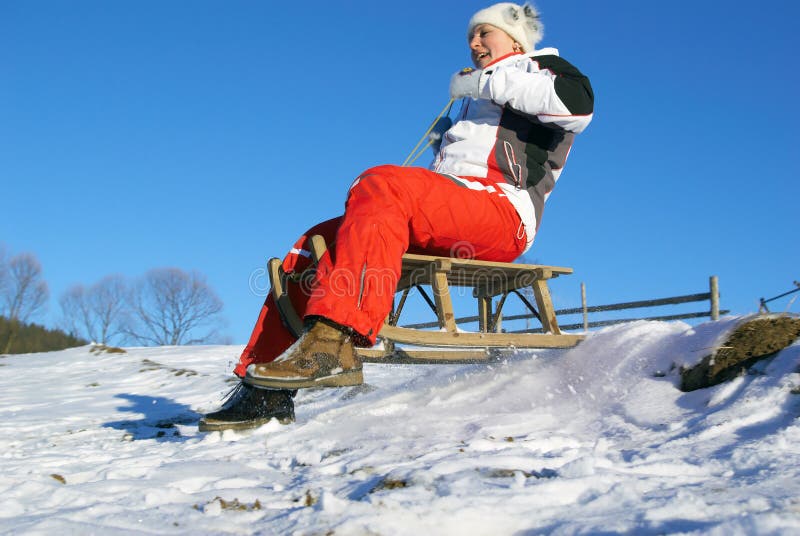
[200,2,594,431]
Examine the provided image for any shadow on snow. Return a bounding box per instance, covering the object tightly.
[103,393,201,442]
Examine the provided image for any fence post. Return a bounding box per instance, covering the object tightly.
[710,275,720,321]
[581,282,589,332]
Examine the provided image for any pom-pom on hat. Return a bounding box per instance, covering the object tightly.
[467,2,543,53]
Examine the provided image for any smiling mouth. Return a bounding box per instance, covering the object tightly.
[473,51,490,65]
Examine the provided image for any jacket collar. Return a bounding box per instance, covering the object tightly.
[483,47,561,70]
[530,47,560,57]
[483,51,525,68]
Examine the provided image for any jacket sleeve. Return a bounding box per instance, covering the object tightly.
[479,55,594,134]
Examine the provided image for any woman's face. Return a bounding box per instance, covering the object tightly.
[469,24,519,68]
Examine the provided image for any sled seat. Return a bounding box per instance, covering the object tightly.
[268,235,583,364]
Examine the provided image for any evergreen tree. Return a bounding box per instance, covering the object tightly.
[0,316,86,355]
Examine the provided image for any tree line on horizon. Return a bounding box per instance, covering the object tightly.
[0,243,226,354]
[0,316,87,355]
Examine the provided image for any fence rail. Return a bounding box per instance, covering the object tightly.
[402,276,725,332]
[759,281,800,313]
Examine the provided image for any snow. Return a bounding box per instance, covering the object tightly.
[2,318,800,534]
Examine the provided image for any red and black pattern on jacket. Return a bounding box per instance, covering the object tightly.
[491,55,593,230]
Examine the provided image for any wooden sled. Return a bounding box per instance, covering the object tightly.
[268,235,584,364]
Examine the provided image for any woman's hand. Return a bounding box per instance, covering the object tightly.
[449,68,483,99]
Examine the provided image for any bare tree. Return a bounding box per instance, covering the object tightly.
[0,245,8,308]
[2,253,49,323]
[59,276,128,345]
[90,275,128,344]
[124,268,224,346]
[1,252,50,354]
[59,284,93,340]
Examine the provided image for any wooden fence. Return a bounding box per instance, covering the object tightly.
[402,276,726,333]
[759,281,800,313]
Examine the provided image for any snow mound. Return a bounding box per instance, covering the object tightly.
[1,318,799,534]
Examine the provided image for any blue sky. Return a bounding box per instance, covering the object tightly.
[2,0,799,344]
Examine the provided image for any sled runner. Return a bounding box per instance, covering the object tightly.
[268,235,584,364]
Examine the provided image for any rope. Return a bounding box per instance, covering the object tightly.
[403,139,434,167]
[401,98,455,167]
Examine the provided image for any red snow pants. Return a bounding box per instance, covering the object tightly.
[233,165,526,377]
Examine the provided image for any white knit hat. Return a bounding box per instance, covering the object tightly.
[467,2,544,53]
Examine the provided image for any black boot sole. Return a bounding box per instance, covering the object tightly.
[198,412,294,432]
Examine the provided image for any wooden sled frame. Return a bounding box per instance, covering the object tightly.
[268,235,584,364]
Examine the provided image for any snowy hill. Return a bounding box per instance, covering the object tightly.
[2,318,800,534]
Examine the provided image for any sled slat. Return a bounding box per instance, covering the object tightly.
[532,277,562,335]
[357,347,492,363]
[478,296,492,333]
[310,235,328,264]
[400,253,573,276]
[377,325,583,348]
[268,258,305,338]
[431,259,457,333]
[397,253,572,293]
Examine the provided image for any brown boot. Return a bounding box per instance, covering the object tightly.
[244,319,363,389]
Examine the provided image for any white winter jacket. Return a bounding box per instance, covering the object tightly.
[432,48,594,251]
